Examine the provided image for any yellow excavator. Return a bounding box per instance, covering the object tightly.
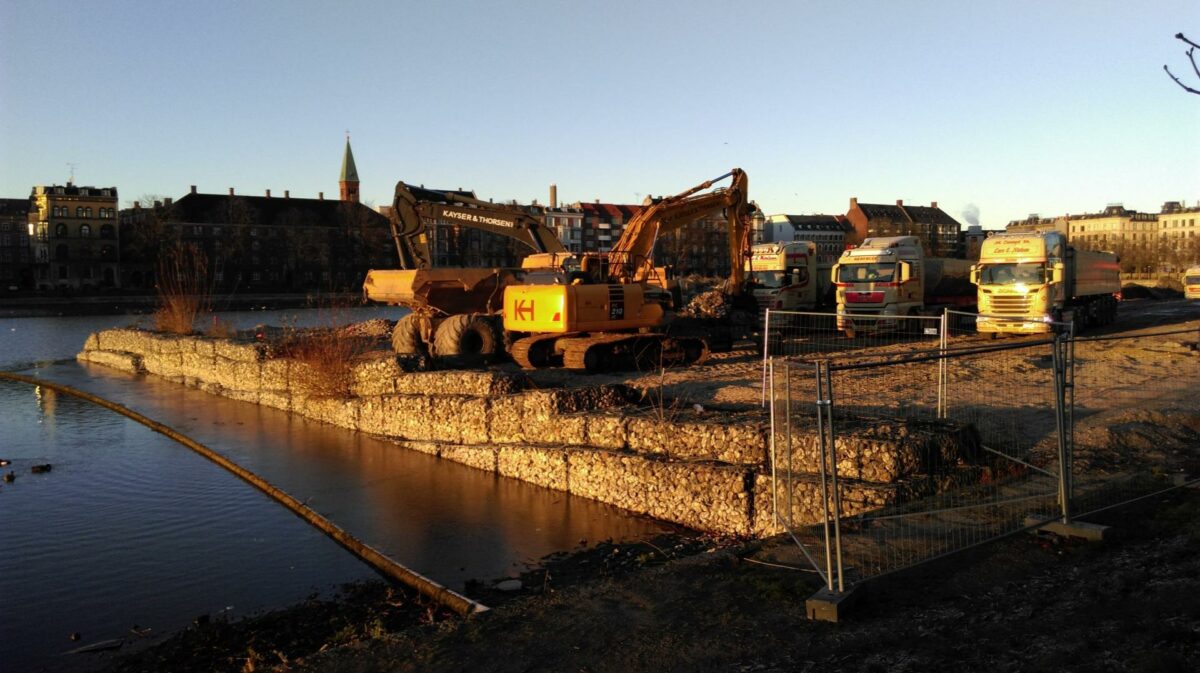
[502,169,753,372]
[363,182,567,360]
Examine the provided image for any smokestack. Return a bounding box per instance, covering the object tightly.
[265,189,271,198]
[229,188,235,196]
[550,184,558,208]
[190,185,197,194]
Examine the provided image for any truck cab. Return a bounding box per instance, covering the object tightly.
[745,241,830,315]
[833,236,925,336]
[1184,265,1200,301]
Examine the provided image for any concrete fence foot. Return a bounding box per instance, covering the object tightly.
[1024,515,1110,543]
[806,586,858,623]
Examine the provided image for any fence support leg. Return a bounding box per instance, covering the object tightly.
[1027,331,1108,542]
[806,359,857,622]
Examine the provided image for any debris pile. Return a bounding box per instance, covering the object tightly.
[679,289,734,320]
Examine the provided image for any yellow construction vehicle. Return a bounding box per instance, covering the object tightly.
[362,182,567,359]
[502,169,753,372]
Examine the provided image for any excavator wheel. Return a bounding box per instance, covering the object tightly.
[391,313,428,356]
[434,313,503,362]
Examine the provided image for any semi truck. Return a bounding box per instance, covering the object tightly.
[746,241,834,314]
[832,236,974,337]
[971,231,1120,334]
[1184,265,1200,301]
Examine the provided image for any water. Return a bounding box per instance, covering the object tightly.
[0,308,667,672]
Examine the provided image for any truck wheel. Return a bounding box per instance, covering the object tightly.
[434,313,502,360]
[391,314,428,356]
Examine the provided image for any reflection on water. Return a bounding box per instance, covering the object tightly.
[0,310,667,672]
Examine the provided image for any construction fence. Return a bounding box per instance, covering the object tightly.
[766,309,1200,597]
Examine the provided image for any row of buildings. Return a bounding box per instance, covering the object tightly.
[4,139,1193,291]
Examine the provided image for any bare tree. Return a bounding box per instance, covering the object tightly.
[1164,32,1200,95]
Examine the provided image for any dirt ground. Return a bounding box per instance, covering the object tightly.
[100,298,1200,673]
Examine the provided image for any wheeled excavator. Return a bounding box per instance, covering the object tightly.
[362,182,567,360]
[502,169,754,373]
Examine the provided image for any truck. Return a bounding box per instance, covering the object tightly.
[363,182,567,360]
[971,231,1120,334]
[832,236,974,338]
[746,241,834,314]
[1184,265,1200,301]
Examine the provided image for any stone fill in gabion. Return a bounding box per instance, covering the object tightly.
[78,328,981,536]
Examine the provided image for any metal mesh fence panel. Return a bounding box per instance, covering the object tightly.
[1068,326,1200,517]
[770,336,1073,588]
[761,310,944,405]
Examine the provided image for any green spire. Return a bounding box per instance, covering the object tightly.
[340,138,359,183]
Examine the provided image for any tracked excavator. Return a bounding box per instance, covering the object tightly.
[502,169,754,373]
[362,182,567,360]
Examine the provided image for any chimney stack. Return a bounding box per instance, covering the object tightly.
[550,184,558,208]
[284,190,290,199]
[133,201,140,209]
[931,201,938,208]
[319,192,324,200]
[190,185,197,194]
[850,197,858,208]
[229,188,235,196]
[896,199,904,206]
[265,189,271,198]
[163,197,172,207]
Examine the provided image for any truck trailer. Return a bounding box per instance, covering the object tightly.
[832,236,974,337]
[971,231,1120,334]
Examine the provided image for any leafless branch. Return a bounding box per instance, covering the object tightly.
[1164,32,1200,95]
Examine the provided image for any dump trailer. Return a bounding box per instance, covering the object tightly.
[363,181,567,359]
[745,241,834,315]
[1184,265,1200,301]
[832,236,974,337]
[972,231,1120,334]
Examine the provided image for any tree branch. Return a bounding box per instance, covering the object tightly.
[1165,33,1200,95]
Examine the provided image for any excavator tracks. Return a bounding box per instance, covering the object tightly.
[560,333,709,374]
[510,333,567,369]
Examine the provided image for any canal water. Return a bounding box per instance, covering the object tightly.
[0,308,667,672]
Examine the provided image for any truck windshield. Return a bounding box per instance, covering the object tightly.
[750,271,787,288]
[837,263,895,283]
[980,263,1045,285]
[1185,275,1200,285]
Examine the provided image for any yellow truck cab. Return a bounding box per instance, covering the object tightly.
[972,231,1119,334]
[745,241,831,314]
[1184,265,1200,301]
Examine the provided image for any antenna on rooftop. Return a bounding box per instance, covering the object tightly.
[66,162,77,185]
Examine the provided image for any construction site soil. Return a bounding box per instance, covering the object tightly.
[97,298,1199,672]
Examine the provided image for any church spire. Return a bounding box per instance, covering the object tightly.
[339,134,360,203]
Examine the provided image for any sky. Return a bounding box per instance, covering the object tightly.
[1,0,1198,229]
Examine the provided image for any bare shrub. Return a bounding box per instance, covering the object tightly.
[269,296,372,398]
[154,243,210,334]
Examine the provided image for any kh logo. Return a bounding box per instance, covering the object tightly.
[514,299,534,321]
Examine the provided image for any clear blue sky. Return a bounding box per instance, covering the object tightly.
[2,0,1197,228]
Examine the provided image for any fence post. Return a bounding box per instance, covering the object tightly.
[823,362,846,593]
[761,309,772,407]
[814,360,835,591]
[768,357,778,528]
[1051,331,1073,524]
[938,310,949,419]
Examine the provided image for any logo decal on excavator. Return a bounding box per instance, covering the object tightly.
[514,299,535,321]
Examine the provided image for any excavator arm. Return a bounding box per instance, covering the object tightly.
[389,181,566,270]
[606,168,751,287]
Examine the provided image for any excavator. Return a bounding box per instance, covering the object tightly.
[502,168,754,373]
[362,182,568,359]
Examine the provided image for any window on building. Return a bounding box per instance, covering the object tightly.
[58,265,68,279]
[100,224,114,239]
[55,223,67,237]
[80,224,91,238]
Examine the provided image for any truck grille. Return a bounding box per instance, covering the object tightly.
[988,295,1032,316]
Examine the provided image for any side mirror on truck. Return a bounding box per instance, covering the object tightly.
[898,262,912,283]
[1051,262,1064,284]
[970,265,980,285]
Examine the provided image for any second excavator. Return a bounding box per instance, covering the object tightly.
[502,169,754,373]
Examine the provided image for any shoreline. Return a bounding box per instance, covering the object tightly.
[0,292,363,318]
